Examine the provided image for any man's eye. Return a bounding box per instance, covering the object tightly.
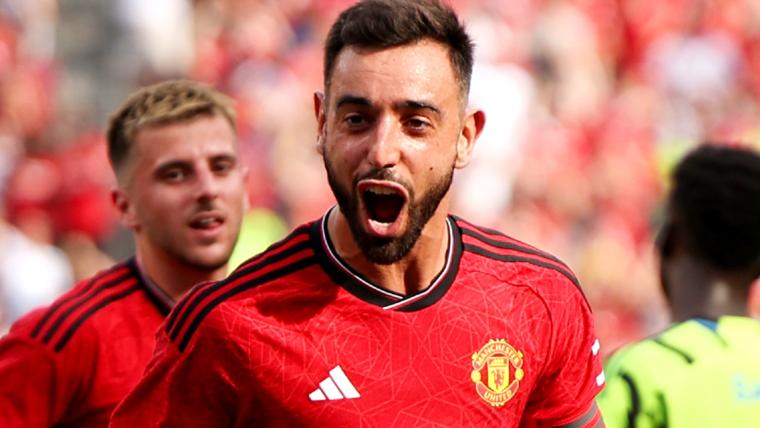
[162,169,185,182]
[212,161,233,174]
[406,118,430,131]
[344,114,367,126]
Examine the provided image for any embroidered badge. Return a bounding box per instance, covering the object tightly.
[471,338,524,407]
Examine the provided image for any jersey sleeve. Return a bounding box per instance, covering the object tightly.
[597,344,665,428]
[0,314,86,428]
[523,280,606,427]
[109,307,253,428]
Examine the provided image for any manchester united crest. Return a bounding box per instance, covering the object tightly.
[471,339,524,407]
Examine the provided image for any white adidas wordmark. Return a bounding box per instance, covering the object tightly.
[309,365,360,401]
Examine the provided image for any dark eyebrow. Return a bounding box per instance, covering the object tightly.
[336,95,372,109]
[209,153,238,163]
[336,95,441,117]
[394,100,441,117]
[156,160,189,170]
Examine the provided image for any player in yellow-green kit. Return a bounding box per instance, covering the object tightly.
[598,144,760,427]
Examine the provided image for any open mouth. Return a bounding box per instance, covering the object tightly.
[189,215,224,230]
[357,180,408,237]
[363,187,405,224]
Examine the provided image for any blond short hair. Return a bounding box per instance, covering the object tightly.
[106,80,236,175]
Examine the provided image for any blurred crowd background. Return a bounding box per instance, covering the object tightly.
[1,0,760,353]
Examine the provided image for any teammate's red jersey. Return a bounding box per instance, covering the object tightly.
[111,214,605,427]
[0,259,172,428]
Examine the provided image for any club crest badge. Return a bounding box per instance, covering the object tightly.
[471,338,524,407]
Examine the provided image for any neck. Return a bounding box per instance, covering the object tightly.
[328,206,450,296]
[135,244,228,302]
[670,276,751,323]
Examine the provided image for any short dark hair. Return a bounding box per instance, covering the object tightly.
[669,144,760,276]
[106,80,236,177]
[324,0,474,96]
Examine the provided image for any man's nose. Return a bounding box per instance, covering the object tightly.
[195,167,221,202]
[366,116,401,169]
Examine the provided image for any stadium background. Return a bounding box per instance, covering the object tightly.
[0,0,759,355]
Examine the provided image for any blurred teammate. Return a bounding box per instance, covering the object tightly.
[111,1,604,426]
[598,144,760,427]
[0,80,247,427]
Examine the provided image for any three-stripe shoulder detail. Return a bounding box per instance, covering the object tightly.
[166,225,317,352]
[29,262,140,352]
[455,217,580,290]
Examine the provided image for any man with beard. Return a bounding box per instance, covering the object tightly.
[0,80,247,428]
[110,1,605,426]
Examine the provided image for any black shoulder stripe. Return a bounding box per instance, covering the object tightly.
[652,338,694,364]
[164,278,213,335]
[620,372,641,428]
[30,264,125,339]
[455,216,567,266]
[464,243,580,289]
[167,239,312,341]
[451,215,505,237]
[460,226,566,267]
[226,240,313,284]
[178,256,316,352]
[230,224,311,275]
[54,284,141,352]
[165,226,310,335]
[39,270,133,344]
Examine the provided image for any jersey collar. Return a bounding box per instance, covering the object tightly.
[128,258,174,316]
[311,207,463,311]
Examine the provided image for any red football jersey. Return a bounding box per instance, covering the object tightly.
[0,259,171,428]
[111,214,605,427]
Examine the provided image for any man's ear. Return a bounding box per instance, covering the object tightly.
[314,91,326,155]
[656,218,676,260]
[242,165,251,211]
[455,109,485,169]
[657,219,677,304]
[111,187,139,231]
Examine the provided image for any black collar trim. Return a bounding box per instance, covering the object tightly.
[312,208,462,311]
[128,258,173,316]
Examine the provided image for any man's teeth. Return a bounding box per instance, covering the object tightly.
[198,218,218,227]
[367,187,397,195]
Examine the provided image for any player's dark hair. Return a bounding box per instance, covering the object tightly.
[323,0,474,96]
[667,144,760,277]
[106,80,235,178]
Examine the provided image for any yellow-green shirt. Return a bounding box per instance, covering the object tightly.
[599,316,760,427]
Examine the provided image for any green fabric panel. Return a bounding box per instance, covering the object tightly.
[228,208,289,271]
[599,317,760,428]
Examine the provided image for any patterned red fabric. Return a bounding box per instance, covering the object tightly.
[111,215,604,427]
[0,259,169,428]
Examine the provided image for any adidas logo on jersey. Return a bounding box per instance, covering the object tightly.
[309,366,360,401]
